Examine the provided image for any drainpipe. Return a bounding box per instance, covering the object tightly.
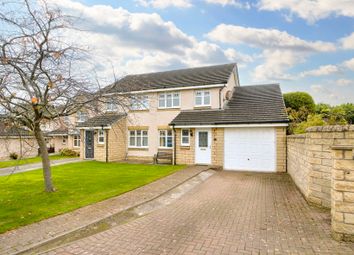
[172,124,176,165]
[218,85,225,109]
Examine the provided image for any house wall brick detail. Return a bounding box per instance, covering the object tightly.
[0,137,38,160]
[287,125,354,208]
[175,128,195,165]
[331,146,354,241]
[108,118,127,162]
[276,127,287,172]
[211,128,224,167]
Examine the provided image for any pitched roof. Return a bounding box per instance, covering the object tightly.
[170,84,289,126]
[76,113,126,128]
[46,127,69,136]
[0,119,33,137]
[104,63,236,93]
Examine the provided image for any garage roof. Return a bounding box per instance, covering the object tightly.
[170,84,289,126]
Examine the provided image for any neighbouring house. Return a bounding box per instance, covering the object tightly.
[77,63,289,172]
[0,119,38,160]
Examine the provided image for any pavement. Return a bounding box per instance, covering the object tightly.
[0,158,82,176]
[43,171,354,255]
[0,165,209,255]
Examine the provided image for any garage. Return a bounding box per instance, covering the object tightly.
[224,127,276,172]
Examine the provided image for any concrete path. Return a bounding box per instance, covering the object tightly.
[0,165,209,255]
[0,158,82,176]
[44,171,354,255]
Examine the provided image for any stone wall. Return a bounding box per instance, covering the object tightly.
[331,145,354,241]
[175,128,195,165]
[287,125,354,208]
[276,127,287,172]
[211,128,224,167]
[108,118,127,162]
[0,137,38,160]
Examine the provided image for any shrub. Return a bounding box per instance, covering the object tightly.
[293,114,326,134]
[59,148,79,157]
[9,152,18,160]
[284,92,315,112]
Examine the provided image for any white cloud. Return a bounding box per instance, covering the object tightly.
[258,0,354,23]
[207,24,336,52]
[343,58,354,71]
[136,0,192,9]
[336,79,353,87]
[207,24,335,81]
[301,65,339,77]
[204,0,250,8]
[340,32,354,50]
[46,0,251,80]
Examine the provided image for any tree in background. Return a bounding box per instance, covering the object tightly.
[284,92,316,113]
[0,0,102,192]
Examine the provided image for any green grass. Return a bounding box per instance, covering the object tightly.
[0,154,77,169]
[0,161,184,233]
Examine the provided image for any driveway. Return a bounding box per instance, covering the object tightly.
[45,171,354,255]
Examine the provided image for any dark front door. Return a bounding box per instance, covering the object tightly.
[85,130,94,159]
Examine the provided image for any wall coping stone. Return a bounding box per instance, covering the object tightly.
[306,125,354,132]
[331,145,354,151]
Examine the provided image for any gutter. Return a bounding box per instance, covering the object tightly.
[172,124,176,165]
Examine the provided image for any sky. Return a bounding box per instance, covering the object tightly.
[47,0,354,105]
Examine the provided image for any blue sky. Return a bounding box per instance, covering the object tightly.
[51,0,354,105]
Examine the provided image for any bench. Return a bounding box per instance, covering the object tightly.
[154,151,173,164]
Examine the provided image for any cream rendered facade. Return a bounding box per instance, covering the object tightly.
[124,73,238,161]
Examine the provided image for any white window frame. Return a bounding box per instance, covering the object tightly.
[195,90,211,107]
[128,130,148,148]
[106,98,118,112]
[131,95,149,111]
[77,111,88,123]
[158,92,180,109]
[181,129,190,146]
[159,129,173,148]
[98,130,105,144]
[73,135,80,147]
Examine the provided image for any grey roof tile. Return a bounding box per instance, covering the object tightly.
[104,63,236,93]
[77,113,126,128]
[170,84,289,125]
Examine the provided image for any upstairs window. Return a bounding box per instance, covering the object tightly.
[195,90,210,106]
[159,130,173,148]
[158,92,180,108]
[77,111,88,123]
[131,95,149,110]
[106,98,118,112]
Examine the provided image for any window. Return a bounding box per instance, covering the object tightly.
[64,116,71,126]
[158,92,180,108]
[73,135,80,147]
[195,90,211,106]
[159,130,173,148]
[129,130,148,148]
[62,136,67,145]
[181,129,190,146]
[106,98,118,112]
[98,130,105,144]
[131,95,149,110]
[77,111,88,122]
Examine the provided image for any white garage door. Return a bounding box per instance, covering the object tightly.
[224,127,276,172]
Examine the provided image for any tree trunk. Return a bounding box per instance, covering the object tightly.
[34,124,55,192]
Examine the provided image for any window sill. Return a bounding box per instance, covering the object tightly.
[128,147,149,150]
[129,109,149,113]
[157,107,180,111]
[97,143,105,147]
[180,146,191,150]
[193,105,211,110]
[158,147,173,150]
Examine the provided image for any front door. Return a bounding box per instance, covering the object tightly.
[85,130,94,159]
[195,129,211,164]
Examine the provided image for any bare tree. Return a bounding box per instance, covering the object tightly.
[0,0,102,192]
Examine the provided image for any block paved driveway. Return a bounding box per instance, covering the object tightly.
[45,171,354,255]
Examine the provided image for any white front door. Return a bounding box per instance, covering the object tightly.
[195,129,211,164]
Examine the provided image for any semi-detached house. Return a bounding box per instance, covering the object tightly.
[77,63,289,172]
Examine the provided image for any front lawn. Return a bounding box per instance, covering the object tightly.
[0,161,184,233]
[0,154,77,169]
